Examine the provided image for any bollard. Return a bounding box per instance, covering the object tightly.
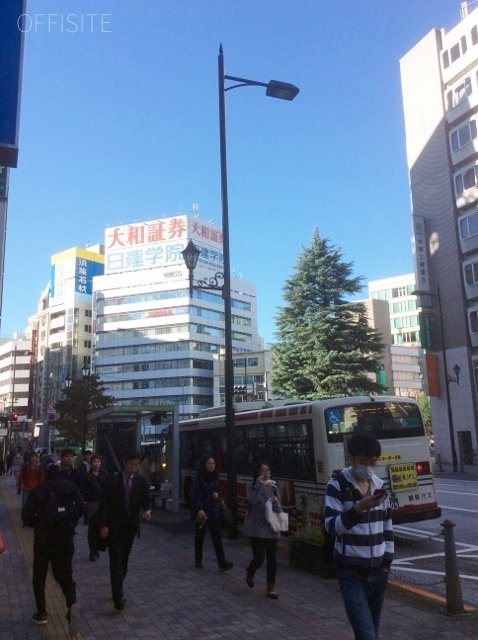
[300,495,309,529]
[436,452,443,472]
[441,519,465,615]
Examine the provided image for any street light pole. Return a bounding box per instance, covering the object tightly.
[217,45,299,536]
[413,285,458,472]
[184,47,298,537]
[218,45,237,536]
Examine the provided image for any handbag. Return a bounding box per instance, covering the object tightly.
[265,499,288,532]
[0,533,5,554]
[219,502,234,528]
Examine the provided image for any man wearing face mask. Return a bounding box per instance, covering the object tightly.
[324,433,393,640]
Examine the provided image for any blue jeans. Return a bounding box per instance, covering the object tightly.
[337,568,389,640]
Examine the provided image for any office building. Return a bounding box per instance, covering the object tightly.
[400,3,478,465]
[368,274,424,398]
[93,214,261,420]
[28,246,104,430]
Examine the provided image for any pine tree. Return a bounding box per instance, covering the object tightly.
[272,229,384,399]
[54,375,115,450]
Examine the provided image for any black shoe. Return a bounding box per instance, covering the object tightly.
[114,598,126,611]
[32,611,48,625]
[219,561,233,572]
[67,603,80,636]
[94,550,99,558]
[195,560,203,569]
[89,553,96,562]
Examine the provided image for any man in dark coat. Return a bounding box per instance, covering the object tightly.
[97,452,152,610]
[22,463,84,634]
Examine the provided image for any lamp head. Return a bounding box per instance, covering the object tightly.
[266,80,300,101]
[181,240,201,271]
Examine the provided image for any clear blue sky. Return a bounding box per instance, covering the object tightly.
[2,0,462,344]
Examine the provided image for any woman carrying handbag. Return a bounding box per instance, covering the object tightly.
[244,461,282,599]
[191,456,233,572]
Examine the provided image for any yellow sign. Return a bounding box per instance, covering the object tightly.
[379,453,402,463]
[389,463,417,492]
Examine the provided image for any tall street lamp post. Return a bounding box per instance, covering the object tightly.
[413,285,458,472]
[183,46,298,537]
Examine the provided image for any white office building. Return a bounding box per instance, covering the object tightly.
[400,3,478,466]
[93,214,261,419]
[368,274,424,398]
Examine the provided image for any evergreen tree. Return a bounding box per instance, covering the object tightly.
[54,375,115,450]
[272,229,384,399]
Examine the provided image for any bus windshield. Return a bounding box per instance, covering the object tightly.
[324,400,425,442]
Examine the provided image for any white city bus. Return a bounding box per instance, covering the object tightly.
[179,395,441,527]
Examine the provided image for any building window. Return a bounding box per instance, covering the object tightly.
[460,210,478,239]
[465,261,478,285]
[451,119,478,152]
[455,164,478,195]
[443,36,468,68]
[446,76,472,110]
[470,310,478,333]
[84,340,91,348]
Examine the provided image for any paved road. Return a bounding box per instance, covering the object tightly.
[0,473,477,639]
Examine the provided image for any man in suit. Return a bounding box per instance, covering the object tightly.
[98,452,152,610]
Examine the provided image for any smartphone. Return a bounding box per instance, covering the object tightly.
[374,488,387,497]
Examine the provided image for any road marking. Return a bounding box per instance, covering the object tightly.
[439,505,477,513]
[436,489,478,496]
[392,566,478,581]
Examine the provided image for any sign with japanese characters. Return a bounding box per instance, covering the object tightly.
[389,463,418,492]
[104,214,223,278]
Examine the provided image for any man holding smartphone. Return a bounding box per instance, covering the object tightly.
[324,433,393,640]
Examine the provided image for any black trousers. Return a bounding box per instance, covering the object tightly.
[247,537,278,583]
[32,534,76,613]
[194,518,226,566]
[107,518,137,603]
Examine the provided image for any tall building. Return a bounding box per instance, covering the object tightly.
[0,333,33,452]
[368,274,424,398]
[28,246,104,428]
[400,3,478,466]
[93,214,261,420]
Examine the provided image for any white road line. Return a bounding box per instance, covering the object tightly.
[436,489,478,496]
[392,567,478,581]
[439,505,477,513]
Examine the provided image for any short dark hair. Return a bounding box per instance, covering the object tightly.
[90,454,102,463]
[123,451,141,463]
[347,433,381,459]
[60,448,75,457]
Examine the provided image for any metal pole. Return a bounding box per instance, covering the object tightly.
[171,406,180,514]
[436,285,458,472]
[218,44,238,538]
[441,519,465,614]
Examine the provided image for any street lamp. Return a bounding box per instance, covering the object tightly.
[413,285,458,472]
[214,46,299,536]
[183,49,298,535]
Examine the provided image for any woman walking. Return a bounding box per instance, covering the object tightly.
[244,461,282,599]
[82,454,108,561]
[191,456,233,572]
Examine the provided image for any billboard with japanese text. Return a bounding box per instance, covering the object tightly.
[104,215,223,282]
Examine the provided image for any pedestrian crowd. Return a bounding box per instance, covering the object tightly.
[1,432,394,640]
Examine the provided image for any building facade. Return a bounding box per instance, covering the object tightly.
[400,4,478,466]
[28,246,104,429]
[368,274,424,398]
[93,214,261,420]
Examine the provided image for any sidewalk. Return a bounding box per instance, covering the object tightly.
[0,474,476,640]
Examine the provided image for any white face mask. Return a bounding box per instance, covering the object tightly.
[354,464,375,480]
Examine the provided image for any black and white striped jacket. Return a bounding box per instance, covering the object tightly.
[324,467,394,573]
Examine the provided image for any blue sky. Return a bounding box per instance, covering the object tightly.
[2,0,462,344]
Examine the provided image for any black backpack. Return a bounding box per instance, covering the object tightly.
[45,480,83,532]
